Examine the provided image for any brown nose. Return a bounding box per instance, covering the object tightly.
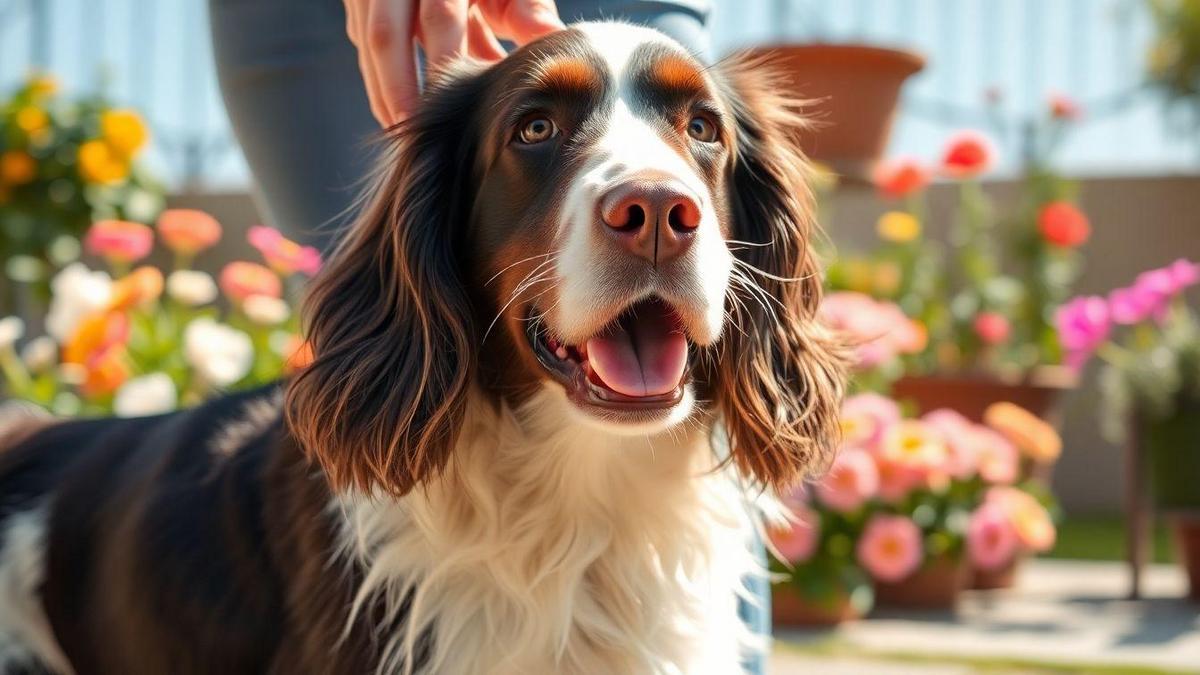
[599,179,700,266]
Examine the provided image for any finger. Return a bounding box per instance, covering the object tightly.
[466,5,507,61]
[348,0,391,125]
[417,0,469,67]
[482,0,562,45]
[367,0,419,124]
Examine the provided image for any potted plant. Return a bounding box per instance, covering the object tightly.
[1,74,165,317]
[744,2,924,178]
[1056,258,1200,600]
[0,211,318,415]
[1146,0,1200,138]
[769,387,1058,616]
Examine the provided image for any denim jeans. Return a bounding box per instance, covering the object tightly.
[209,2,769,672]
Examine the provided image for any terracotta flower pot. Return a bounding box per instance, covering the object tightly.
[742,44,924,179]
[771,586,863,627]
[892,366,1076,424]
[1170,515,1200,603]
[969,555,1022,591]
[873,554,967,610]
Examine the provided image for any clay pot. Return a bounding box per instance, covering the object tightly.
[1170,515,1200,602]
[892,366,1077,423]
[742,44,924,179]
[771,586,863,627]
[873,555,967,610]
[970,555,1021,591]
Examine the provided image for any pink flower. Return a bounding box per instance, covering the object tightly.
[857,515,924,582]
[815,448,879,513]
[940,130,996,179]
[841,393,902,450]
[1166,258,1200,291]
[219,262,283,303]
[820,292,925,370]
[156,209,222,255]
[971,427,1019,484]
[922,410,978,479]
[248,226,322,277]
[85,220,153,264]
[967,503,1019,571]
[1124,260,1200,324]
[1108,286,1158,325]
[1048,93,1083,121]
[769,506,820,564]
[1055,296,1110,370]
[973,312,1011,345]
[876,459,924,503]
[881,420,948,471]
[986,487,1057,552]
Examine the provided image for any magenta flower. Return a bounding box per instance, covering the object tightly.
[1108,286,1157,325]
[1055,296,1110,370]
[1166,258,1200,294]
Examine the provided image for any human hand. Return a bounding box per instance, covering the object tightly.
[344,0,564,126]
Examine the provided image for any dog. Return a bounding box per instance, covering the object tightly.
[0,22,845,675]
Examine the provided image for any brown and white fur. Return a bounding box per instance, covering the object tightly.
[0,22,845,675]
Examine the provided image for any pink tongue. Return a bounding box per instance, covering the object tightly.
[585,302,688,397]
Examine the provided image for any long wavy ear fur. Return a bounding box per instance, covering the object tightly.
[286,66,486,497]
[714,53,849,491]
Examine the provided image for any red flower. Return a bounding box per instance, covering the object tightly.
[973,312,1011,345]
[873,158,931,199]
[1048,93,1082,121]
[940,131,995,179]
[1038,201,1090,248]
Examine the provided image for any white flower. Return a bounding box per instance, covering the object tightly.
[20,336,58,373]
[184,318,253,387]
[242,294,290,326]
[0,317,24,350]
[45,263,112,342]
[167,270,218,307]
[113,373,178,417]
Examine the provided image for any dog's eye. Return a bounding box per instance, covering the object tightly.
[517,117,559,145]
[687,115,718,143]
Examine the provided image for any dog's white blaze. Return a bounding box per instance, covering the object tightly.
[554,22,733,346]
[0,507,74,675]
[336,389,763,675]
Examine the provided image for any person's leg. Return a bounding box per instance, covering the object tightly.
[209,0,378,249]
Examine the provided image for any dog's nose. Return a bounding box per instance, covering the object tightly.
[600,178,700,265]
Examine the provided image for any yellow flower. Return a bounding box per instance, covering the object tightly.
[27,74,58,98]
[877,211,921,243]
[0,151,37,186]
[100,110,148,156]
[808,161,840,193]
[77,140,130,184]
[15,106,49,136]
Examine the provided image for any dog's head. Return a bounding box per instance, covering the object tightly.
[286,23,847,496]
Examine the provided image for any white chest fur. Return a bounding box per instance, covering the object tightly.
[332,391,763,675]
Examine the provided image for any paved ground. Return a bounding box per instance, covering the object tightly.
[770,560,1200,674]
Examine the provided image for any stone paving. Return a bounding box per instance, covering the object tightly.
[770,560,1200,674]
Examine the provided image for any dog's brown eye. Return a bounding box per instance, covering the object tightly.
[517,117,558,145]
[687,115,718,143]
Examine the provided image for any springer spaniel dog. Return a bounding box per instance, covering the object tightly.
[0,22,845,675]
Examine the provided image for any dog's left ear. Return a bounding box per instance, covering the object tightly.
[286,64,488,497]
[713,53,849,491]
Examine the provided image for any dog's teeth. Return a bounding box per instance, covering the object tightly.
[555,346,568,360]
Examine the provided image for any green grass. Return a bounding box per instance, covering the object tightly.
[778,636,1195,675]
[1047,516,1174,564]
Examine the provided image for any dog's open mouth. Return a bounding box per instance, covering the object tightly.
[528,297,689,410]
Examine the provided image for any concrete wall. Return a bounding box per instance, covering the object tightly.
[173,174,1200,514]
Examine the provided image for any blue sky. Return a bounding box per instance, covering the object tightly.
[1,0,1197,187]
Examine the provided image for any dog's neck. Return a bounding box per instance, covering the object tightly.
[333,386,760,674]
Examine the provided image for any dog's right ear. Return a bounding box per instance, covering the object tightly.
[286,63,489,497]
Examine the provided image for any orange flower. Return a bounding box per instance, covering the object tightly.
[940,130,995,179]
[1048,93,1082,121]
[219,262,282,303]
[108,267,164,311]
[62,311,131,396]
[1037,201,1090,248]
[247,226,321,277]
[873,158,930,199]
[987,487,1056,552]
[0,150,37,185]
[157,209,222,256]
[284,336,315,372]
[85,220,154,264]
[984,402,1062,464]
